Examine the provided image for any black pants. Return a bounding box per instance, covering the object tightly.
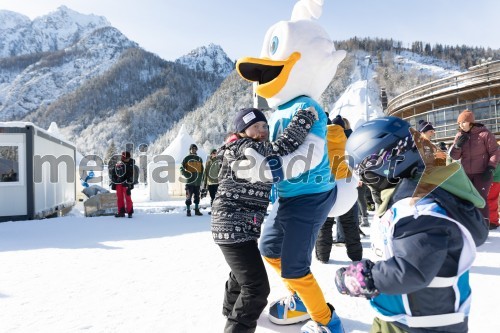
[208,184,219,206]
[185,185,200,206]
[315,217,335,262]
[357,183,369,219]
[338,204,363,261]
[219,241,270,333]
[316,204,362,262]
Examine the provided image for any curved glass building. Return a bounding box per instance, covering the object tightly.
[386,60,500,143]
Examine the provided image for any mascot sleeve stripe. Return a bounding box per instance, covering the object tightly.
[266,155,284,183]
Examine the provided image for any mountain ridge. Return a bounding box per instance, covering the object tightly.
[1,6,498,158]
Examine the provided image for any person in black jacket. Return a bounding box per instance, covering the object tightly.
[335,117,488,333]
[213,107,317,333]
[110,151,135,218]
[181,144,204,216]
[315,115,362,263]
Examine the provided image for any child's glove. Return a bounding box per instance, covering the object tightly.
[126,188,131,196]
[335,259,379,299]
[482,166,495,181]
[454,133,469,148]
[200,188,207,198]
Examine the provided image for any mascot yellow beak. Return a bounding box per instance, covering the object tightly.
[236,52,301,99]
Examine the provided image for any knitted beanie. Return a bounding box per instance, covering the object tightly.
[457,109,475,123]
[233,108,267,133]
[417,119,434,133]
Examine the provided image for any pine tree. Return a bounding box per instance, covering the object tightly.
[104,141,117,165]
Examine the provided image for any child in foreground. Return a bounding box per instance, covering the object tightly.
[336,116,489,333]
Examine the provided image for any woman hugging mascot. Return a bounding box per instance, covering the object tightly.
[234,0,357,332]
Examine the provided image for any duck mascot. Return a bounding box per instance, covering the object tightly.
[234,0,356,332]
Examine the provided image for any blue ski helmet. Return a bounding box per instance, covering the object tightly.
[345,116,422,192]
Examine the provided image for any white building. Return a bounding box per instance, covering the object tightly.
[0,122,76,222]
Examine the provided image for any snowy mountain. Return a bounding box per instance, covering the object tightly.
[149,72,253,155]
[176,43,235,78]
[0,7,234,156]
[0,6,490,159]
[0,6,110,58]
[0,26,138,120]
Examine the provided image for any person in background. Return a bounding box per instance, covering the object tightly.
[212,107,318,332]
[342,116,377,228]
[341,116,353,137]
[331,116,347,243]
[315,115,362,263]
[110,151,135,218]
[416,120,447,167]
[203,148,221,214]
[180,144,204,217]
[449,109,499,228]
[357,181,370,227]
[417,119,435,140]
[487,163,500,230]
[336,116,488,333]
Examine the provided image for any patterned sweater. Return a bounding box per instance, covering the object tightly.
[211,108,316,244]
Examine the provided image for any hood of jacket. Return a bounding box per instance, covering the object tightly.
[387,177,488,247]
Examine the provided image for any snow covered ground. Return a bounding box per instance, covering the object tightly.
[0,186,499,333]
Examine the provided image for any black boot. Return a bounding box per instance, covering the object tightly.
[128,208,134,218]
[114,208,125,218]
[186,210,191,217]
[194,209,203,216]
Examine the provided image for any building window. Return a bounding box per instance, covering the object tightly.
[0,146,19,182]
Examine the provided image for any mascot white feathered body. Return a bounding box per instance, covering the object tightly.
[234,1,354,331]
[236,0,356,216]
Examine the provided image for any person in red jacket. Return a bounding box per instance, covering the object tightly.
[450,110,499,228]
[487,163,500,229]
[110,151,135,218]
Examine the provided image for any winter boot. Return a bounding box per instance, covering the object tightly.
[268,293,310,325]
[300,304,344,333]
[114,208,125,218]
[194,204,203,216]
[128,208,134,218]
[186,210,191,217]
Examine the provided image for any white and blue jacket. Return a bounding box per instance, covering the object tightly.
[369,179,488,333]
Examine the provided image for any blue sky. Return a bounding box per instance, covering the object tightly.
[0,0,498,61]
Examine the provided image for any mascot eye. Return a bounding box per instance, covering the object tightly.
[269,36,279,55]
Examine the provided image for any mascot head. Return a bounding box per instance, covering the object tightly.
[236,0,346,108]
